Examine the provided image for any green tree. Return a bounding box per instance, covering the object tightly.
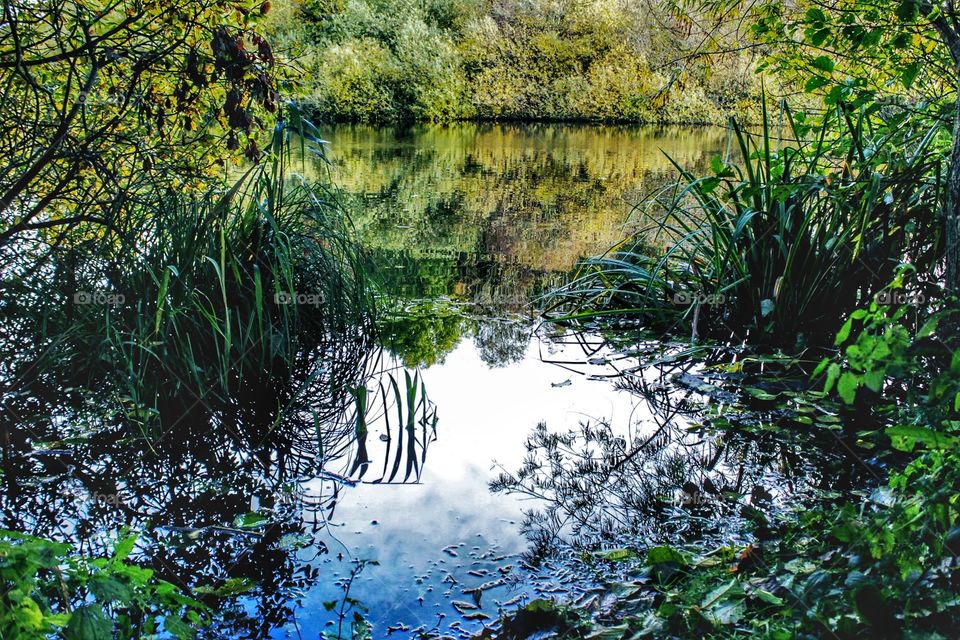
[678,0,960,296]
[0,0,280,251]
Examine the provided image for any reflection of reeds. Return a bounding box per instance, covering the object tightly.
[0,110,418,633]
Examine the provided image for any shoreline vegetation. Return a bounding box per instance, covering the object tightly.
[481,0,960,636]
[263,0,764,126]
[3,0,960,637]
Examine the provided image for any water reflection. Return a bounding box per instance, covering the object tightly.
[0,122,865,640]
[0,233,434,637]
[1,349,437,636]
[324,126,718,316]
[491,330,873,559]
[316,122,728,369]
[292,326,651,637]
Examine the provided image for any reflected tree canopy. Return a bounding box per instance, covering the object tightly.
[492,333,873,560]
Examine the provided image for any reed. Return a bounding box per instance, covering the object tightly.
[0,106,378,440]
[547,101,944,348]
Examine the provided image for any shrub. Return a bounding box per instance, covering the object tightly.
[308,38,402,122]
[0,532,207,639]
[268,0,761,124]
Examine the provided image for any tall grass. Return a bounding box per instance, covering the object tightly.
[547,102,944,348]
[0,106,378,442]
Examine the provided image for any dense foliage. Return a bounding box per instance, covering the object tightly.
[0,0,281,251]
[263,0,762,123]
[5,0,960,636]
[0,532,207,639]
[489,285,960,638]
[484,2,960,635]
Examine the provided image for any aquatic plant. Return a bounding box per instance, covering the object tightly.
[546,101,944,348]
[0,105,378,439]
[322,363,439,485]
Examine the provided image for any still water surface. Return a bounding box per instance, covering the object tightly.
[279,124,728,636]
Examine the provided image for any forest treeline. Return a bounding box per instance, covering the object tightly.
[264,0,762,124]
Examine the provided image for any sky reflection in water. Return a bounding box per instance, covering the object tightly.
[293,331,647,636]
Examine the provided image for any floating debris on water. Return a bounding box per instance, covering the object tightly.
[462,612,490,621]
[451,600,479,613]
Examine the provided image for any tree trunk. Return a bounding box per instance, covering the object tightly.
[947,95,960,300]
[920,6,960,300]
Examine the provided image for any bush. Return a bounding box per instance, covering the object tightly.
[266,0,761,124]
[0,532,207,639]
[308,38,401,122]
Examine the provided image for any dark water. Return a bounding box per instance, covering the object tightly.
[0,123,866,638]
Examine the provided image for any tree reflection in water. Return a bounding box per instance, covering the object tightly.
[0,293,435,637]
[492,329,872,561]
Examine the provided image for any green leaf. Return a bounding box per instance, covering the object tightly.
[837,372,859,404]
[918,316,939,338]
[824,363,841,393]
[165,615,196,640]
[805,7,827,23]
[706,599,745,625]
[809,27,831,46]
[88,575,133,605]
[862,370,884,393]
[194,577,255,597]
[886,425,958,451]
[236,512,269,529]
[805,76,829,93]
[65,604,112,640]
[746,387,777,400]
[601,548,638,562]
[812,357,831,378]
[112,535,137,562]
[951,350,960,374]
[752,587,783,605]
[901,62,921,89]
[701,579,746,625]
[811,56,835,73]
[10,596,44,630]
[895,0,919,21]
[835,317,854,345]
[825,84,847,105]
[646,545,686,566]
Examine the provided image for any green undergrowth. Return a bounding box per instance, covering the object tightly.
[486,285,960,638]
[0,532,207,639]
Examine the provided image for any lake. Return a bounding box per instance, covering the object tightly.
[262,122,722,636]
[0,123,863,638]
[272,124,853,637]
